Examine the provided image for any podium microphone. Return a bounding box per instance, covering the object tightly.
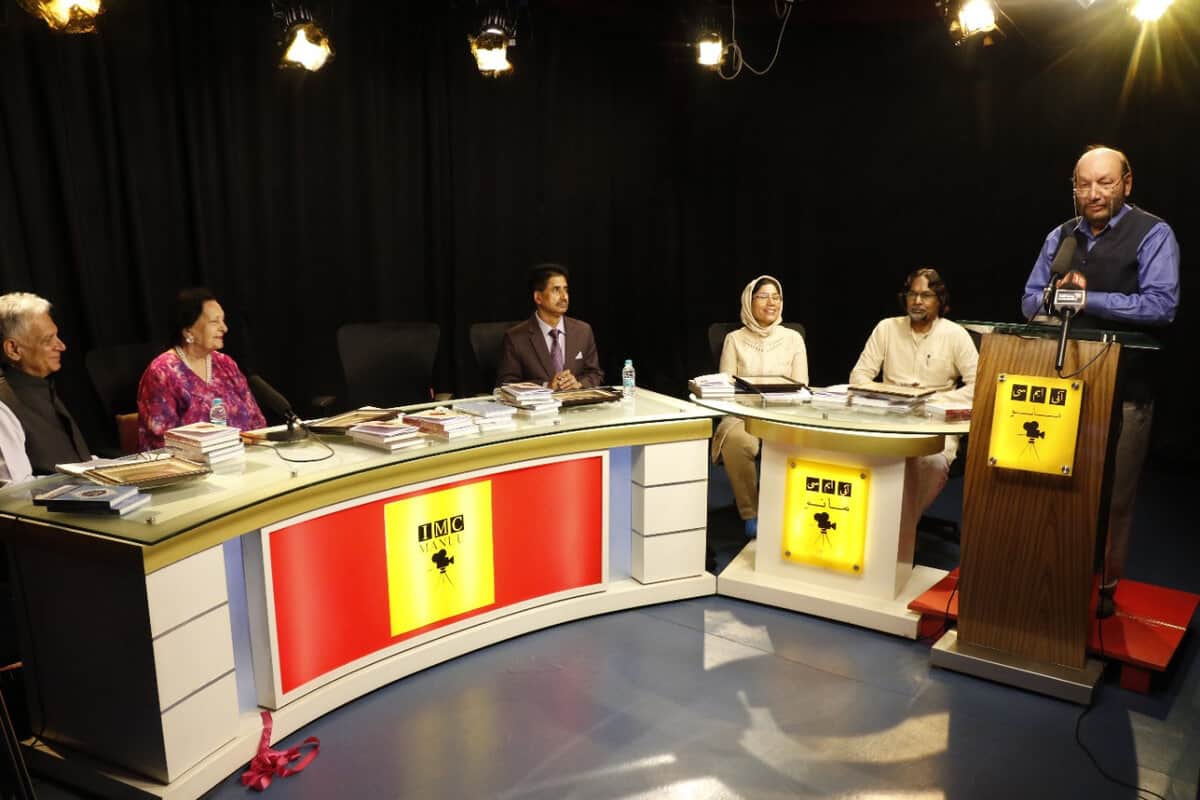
[248,375,307,442]
[1047,279,1086,372]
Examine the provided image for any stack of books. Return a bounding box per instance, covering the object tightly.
[688,373,735,398]
[809,384,850,409]
[33,483,151,516]
[164,421,245,466]
[402,407,481,440]
[848,382,934,415]
[925,400,972,423]
[347,420,431,452]
[497,383,561,418]
[454,399,518,433]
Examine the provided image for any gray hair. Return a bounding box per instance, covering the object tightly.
[0,292,53,345]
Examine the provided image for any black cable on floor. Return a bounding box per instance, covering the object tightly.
[1072,580,1165,800]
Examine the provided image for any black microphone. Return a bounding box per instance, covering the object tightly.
[248,374,307,442]
[1050,278,1087,372]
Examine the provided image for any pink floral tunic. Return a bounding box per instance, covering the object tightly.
[137,350,266,450]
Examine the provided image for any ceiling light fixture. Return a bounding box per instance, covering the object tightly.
[1129,0,1173,22]
[16,0,102,33]
[696,30,725,68]
[469,12,516,77]
[937,0,1000,46]
[272,2,334,72]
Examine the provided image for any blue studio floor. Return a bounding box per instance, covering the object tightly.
[33,459,1200,800]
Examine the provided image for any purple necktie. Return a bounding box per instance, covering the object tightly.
[550,329,564,374]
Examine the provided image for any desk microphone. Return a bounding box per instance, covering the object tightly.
[248,375,307,442]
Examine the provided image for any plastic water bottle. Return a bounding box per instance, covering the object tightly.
[209,397,227,426]
[621,359,636,399]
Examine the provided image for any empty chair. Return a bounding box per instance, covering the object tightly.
[85,341,163,454]
[469,321,520,393]
[708,321,806,372]
[336,322,440,408]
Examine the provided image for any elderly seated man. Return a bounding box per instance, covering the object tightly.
[0,292,90,475]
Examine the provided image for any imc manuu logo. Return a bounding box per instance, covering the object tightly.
[417,514,465,544]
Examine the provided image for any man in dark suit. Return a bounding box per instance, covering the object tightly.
[495,264,605,390]
[0,292,91,474]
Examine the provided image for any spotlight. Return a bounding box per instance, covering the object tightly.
[272,2,334,72]
[16,0,102,33]
[957,0,997,37]
[469,13,515,77]
[937,0,999,45]
[696,31,724,68]
[1130,0,1173,22]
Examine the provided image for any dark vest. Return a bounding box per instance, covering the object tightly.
[0,369,90,475]
[1051,204,1164,402]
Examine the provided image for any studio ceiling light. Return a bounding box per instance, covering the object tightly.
[1130,0,1173,22]
[957,0,998,37]
[937,0,999,45]
[17,0,102,33]
[272,1,334,72]
[469,13,515,77]
[696,31,725,68]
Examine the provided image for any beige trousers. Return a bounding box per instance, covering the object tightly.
[1103,400,1154,585]
[716,418,762,521]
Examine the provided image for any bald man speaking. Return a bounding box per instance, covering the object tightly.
[1021,144,1180,615]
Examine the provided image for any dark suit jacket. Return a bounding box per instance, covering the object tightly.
[495,315,605,388]
[0,369,90,475]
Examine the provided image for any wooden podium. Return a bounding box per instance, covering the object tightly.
[931,324,1125,703]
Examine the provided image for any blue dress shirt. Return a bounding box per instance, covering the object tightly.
[1020,204,1180,326]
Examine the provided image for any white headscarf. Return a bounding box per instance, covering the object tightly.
[739,275,783,338]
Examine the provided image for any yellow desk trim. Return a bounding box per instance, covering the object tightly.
[745,417,944,458]
[141,418,711,573]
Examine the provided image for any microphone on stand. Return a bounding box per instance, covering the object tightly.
[248,375,307,442]
[1045,277,1087,372]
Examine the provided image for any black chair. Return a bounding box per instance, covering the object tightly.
[336,322,440,408]
[469,321,520,393]
[707,321,806,371]
[85,341,163,454]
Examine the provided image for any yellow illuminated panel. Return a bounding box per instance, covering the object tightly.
[385,481,495,636]
[987,374,1083,476]
[781,459,869,576]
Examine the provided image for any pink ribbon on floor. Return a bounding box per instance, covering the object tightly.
[240,710,320,791]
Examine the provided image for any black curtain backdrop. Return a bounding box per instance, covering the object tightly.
[1,1,1196,460]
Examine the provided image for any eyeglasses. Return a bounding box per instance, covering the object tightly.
[905,291,937,302]
[752,293,781,302]
[1072,176,1126,196]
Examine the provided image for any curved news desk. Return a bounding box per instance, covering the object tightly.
[692,395,969,639]
[0,389,719,799]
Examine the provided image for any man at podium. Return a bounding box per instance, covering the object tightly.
[1020,144,1180,606]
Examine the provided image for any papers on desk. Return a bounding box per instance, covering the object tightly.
[55,450,210,489]
[925,400,972,422]
[809,384,850,409]
[689,373,735,398]
[848,382,932,415]
[33,482,152,516]
[56,450,173,477]
[165,422,246,466]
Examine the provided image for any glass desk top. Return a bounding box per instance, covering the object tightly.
[690,394,970,437]
[0,389,718,547]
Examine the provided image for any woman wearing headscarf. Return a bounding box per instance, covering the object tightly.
[711,275,808,538]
